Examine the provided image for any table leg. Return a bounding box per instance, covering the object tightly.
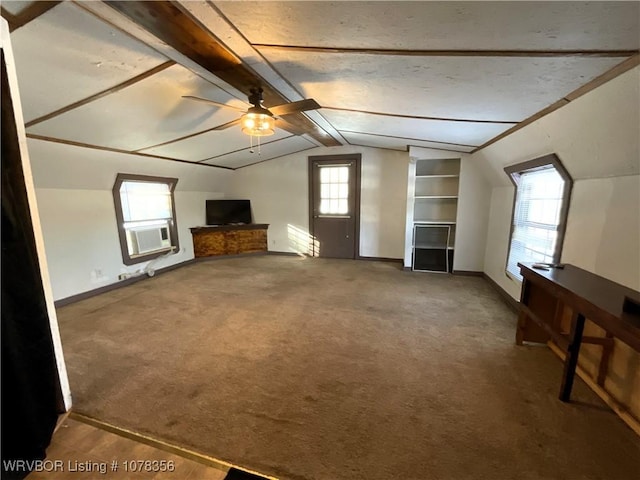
[559,312,586,402]
[516,278,530,346]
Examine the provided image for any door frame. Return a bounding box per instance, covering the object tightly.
[308,153,362,259]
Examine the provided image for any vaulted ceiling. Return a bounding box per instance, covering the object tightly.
[3,1,639,169]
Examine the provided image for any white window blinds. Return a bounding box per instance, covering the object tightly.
[506,167,566,280]
[119,181,172,224]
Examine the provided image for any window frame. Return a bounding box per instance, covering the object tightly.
[504,153,572,281]
[112,173,179,266]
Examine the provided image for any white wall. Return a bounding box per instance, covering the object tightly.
[483,186,520,298]
[476,66,640,294]
[230,145,410,259]
[563,175,640,289]
[474,66,640,418]
[28,139,233,301]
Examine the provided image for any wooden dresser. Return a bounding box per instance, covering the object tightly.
[190,224,268,258]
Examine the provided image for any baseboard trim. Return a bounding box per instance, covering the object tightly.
[54,259,195,308]
[482,273,519,313]
[547,342,640,437]
[268,251,403,263]
[194,251,268,262]
[69,413,276,479]
[267,251,307,257]
[357,256,403,264]
[452,270,483,276]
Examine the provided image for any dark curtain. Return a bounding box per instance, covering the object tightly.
[1,50,60,480]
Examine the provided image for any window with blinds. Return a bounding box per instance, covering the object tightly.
[505,155,572,281]
[120,181,173,226]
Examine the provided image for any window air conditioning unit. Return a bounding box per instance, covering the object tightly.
[131,225,171,255]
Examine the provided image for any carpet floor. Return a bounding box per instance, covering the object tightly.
[57,256,640,480]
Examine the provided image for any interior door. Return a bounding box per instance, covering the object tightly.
[309,154,360,258]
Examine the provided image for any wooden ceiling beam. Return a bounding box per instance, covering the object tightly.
[254,44,639,58]
[324,107,518,125]
[0,7,19,31]
[339,130,478,148]
[104,1,339,147]
[26,133,233,170]
[198,135,296,163]
[26,60,175,128]
[473,54,640,153]
[2,1,61,32]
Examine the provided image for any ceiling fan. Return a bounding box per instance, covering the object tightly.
[183,87,321,138]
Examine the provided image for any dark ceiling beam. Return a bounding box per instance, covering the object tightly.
[232,145,317,170]
[104,1,340,147]
[0,7,19,31]
[1,1,61,32]
[339,130,478,148]
[135,118,244,153]
[473,54,640,153]
[254,44,639,58]
[197,135,295,163]
[26,134,233,170]
[135,116,308,154]
[324,106,518,125]
[26,60,175,128]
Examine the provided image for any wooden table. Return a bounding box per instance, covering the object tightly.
[516,262,640,401]
[190,224,268,258]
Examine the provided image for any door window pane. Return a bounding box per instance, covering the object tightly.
[319,166,349,214]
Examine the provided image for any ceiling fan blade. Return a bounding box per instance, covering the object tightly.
[211,118,242,131]
[269,99,321,117]
[182,96,247,112]
[275,117,311,136]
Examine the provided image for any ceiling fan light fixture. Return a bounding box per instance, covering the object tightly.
[241,107,275,137]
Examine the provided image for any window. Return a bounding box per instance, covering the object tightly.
[112,174,179,265]
[505,154,572,281]
[319,166,349,215]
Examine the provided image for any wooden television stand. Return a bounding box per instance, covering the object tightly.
[190,224,268,258]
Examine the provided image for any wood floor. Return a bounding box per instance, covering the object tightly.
[26,415,236,480]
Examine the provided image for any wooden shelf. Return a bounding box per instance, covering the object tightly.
[414,195,458,199]
[414,220,456,225]
[410,158,460,273]
[414,244,455,250]
[416,174,459,178]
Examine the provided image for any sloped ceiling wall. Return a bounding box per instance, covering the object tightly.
[471,66,640,185]
[3,1,639,170]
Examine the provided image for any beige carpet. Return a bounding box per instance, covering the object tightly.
[57,256,640,480]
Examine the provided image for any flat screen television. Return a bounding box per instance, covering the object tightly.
[206,199,252,225]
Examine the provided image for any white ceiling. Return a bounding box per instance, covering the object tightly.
[6,1,639,169]
[216,1,640,51]
[27,64,245,151]
[258,50,623,121]
[11,2,167,122]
